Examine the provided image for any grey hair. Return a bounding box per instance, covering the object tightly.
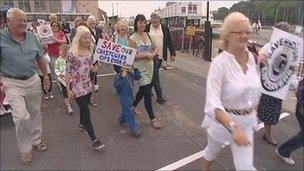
[87,15,96,21]
[6,8,25,19]
[150,12,160,19]
[274,22,292,33]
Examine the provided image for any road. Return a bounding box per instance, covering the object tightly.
[1,29,303,170]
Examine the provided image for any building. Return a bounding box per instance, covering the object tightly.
[0,0,100,21]
[75,0,99,17]
[158,1,204,28]
[0,0,62,13]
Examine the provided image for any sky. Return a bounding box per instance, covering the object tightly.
[99,1,240,18]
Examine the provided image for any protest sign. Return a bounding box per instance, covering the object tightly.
[37,23,55,45]
[93,39,137,68]
[261,28,303,100]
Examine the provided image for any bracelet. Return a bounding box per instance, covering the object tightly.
[44,76,49,79]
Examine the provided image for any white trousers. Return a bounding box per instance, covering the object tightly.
[2,74,43,154]
[202,134,256,171]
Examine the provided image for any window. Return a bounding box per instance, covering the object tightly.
[19,1,25,7]
[181,7,186,14]
[35,0,41,7]
[4,0,14,7]
[188,4,193,14]
[193,5,197,14]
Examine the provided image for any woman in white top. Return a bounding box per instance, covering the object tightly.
[201,12,262,171]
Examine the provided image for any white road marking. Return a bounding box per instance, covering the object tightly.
[155,112,291,171]
[157,151,203,171]
[52,67,174,82]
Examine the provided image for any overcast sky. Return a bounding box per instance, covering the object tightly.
[99,1,240,18]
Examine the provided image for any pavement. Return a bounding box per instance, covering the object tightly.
[1,29,303,170]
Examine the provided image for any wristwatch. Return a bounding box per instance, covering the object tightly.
[226,121,238,133]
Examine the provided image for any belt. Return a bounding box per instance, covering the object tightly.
[2,74,30,80]
[225,107,254,115]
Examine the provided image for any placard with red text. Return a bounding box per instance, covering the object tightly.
[93,38,137,68]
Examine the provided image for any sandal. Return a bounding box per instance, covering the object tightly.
[151,119,162,129]
[90,99,98,107]
[133,107,143,117]
[33,142,48,151]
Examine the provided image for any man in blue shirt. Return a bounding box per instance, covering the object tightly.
[0,8,50,164]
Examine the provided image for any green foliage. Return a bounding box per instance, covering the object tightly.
[215,0,303,26]
[213,7,229,20]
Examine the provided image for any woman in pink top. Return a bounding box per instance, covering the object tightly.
[47,20,67,77]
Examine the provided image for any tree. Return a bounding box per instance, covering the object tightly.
[214,0,303,25]
[213,7,229,20]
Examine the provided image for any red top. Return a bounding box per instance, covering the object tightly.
[47,31,66,58]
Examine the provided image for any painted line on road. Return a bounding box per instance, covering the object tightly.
[51,67,174,83]
[157,151,203,171]
[96,67,175,78]
[97,67,174,77]
[155,112,291,171]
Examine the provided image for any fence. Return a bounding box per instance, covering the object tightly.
[170,27,205,57]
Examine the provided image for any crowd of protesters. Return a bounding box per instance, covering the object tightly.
[0,7,303,170]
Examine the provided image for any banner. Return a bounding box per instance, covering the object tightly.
[260,28,303,100]
[93,39,137,68]
[37,23,55,45]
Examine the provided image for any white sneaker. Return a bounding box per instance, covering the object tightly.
[67,106,73,115]
[275,148,295,166]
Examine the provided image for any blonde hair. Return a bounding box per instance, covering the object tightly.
[220,12,252,50]
[49,13,58,21]
[116,19,128,33]
[69,26,95,57]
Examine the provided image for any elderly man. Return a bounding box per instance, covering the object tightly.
[145,12,176,105]
[0,8,50,163]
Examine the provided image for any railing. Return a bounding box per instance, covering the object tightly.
[169,27,205,57]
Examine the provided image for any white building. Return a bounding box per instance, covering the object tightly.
[157,2,205,27]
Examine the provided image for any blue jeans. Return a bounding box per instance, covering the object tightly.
[119,96,139,132]
[278,101,304,157]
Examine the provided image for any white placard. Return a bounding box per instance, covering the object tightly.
[260,28,303,100]
[37,23,55,45]
[93,39,137,68]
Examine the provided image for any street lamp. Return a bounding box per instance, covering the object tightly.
[112,3,119,17]
[203,1,212,61]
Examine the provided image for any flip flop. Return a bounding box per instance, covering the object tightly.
[90,99,98,107]
[33,142,48,151]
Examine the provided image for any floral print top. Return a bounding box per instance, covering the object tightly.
[66,52,92,98]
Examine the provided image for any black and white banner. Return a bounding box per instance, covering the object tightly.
[260,28,303,100]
